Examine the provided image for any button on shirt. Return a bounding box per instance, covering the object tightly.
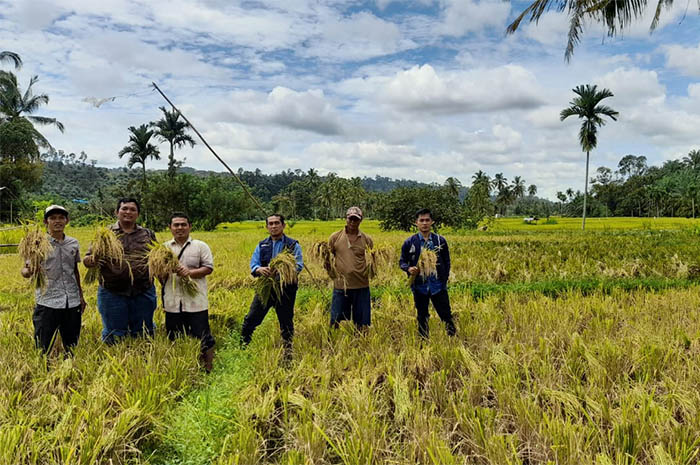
[34,234,81,309]
[250,240,303,274]
[414,235,445,296]
[163,238,214,313]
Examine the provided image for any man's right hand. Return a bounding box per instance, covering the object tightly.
[20,266,32,278]
[256,266,273,277]
[408,266,419,276]
[83,255,96,268]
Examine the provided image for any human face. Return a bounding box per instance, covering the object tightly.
[116,202,139,225]
[266,216,285,238]
[415,214,434,234]
[170,217,191,243]
[44,213,68,237]
[346,215,361,231]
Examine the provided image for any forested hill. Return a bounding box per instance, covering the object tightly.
[36,159,431,202]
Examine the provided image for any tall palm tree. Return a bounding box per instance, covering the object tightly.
[118,124,160,194]
[444,177,462,198]
[0,51,21,69]
[472,170,491,191]
[683,149,700,171]
[511,176,526,199]
[0,73,64,147]
[561,84,618,230]
[507,0,678,61]
[492,173,507,192]
[151,106,195,178]
[528,184,537,197]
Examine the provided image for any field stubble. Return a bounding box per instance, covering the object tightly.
[2,220,700,464]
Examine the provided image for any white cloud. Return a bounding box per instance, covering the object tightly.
[664,42,700,77]
[439,0,511,36]
[595,67,666,107]
[211,87,343,135]
[380,64,545,114]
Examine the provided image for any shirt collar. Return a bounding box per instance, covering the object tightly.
[48,233,65,244]
[112,221,142,233]
[168,236,192,247]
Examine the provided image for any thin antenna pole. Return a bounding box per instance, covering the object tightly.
[151,82,268,217]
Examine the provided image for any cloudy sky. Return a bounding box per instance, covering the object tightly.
[2,0,699,198]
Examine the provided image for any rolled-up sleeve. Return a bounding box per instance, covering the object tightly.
[293,242,303,273]
[200,243,214,270]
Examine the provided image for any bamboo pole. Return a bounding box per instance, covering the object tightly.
[151,83,327,290]
[151,82,268,217]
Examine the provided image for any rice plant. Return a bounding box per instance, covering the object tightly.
[255,251,298,305]
[147,242,199,297]
[83,225,126,284]
[17,223,52,289]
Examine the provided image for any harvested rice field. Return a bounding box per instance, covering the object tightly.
[2,218,700,464]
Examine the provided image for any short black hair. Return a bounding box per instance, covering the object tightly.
[116,198,141,213]
[170,212,190,225]
[266,213,285,225]
[415,208,433,220]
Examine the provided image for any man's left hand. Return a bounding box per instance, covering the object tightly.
[176,265,191,277]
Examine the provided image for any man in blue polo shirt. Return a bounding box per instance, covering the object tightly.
[240,213,303,351]
[399,208,456,339]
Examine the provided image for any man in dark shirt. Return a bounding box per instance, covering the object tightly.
[399,208,456,339]
[84,198,157,344]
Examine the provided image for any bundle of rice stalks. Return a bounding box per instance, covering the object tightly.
[408,248,438,286]
[364,244,393,279]
[311,241,337,279]
[147,242,199,297]
[84,226,126,284]
[18,224,52,289]
[255,251,298,305]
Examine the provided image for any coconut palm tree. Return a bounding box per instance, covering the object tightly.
[118,124,160,194]
[472,170,491,191]
[0,51,21,69]
[0,73,64,147]
[444,177,462,198]
[528,184,537,197]
[507,0,680,61]
[151,106,195,178]
[492,173,507,192]
[561,84,618,230]
[512,176,526,199]
[683,149,700,172]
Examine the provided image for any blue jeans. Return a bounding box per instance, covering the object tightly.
[330,287,371,328]
[97,285,157,344]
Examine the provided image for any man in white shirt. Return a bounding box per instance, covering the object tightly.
[162,212,215,372]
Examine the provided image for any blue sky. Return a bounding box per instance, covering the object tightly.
[2,0,699,198]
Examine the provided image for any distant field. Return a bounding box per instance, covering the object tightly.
[490,216,700,231]
[2,219,700,464]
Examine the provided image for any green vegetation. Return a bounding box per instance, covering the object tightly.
[3,219,700,463]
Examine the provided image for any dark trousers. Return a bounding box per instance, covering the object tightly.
[413,289,456,338]
[165,310,215,353]
[330,287,371,328]
[241,284,297,347]
[33,304,82,354]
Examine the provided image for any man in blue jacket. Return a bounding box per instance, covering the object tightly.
[399,208,456,339]
[241,213,303,351]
